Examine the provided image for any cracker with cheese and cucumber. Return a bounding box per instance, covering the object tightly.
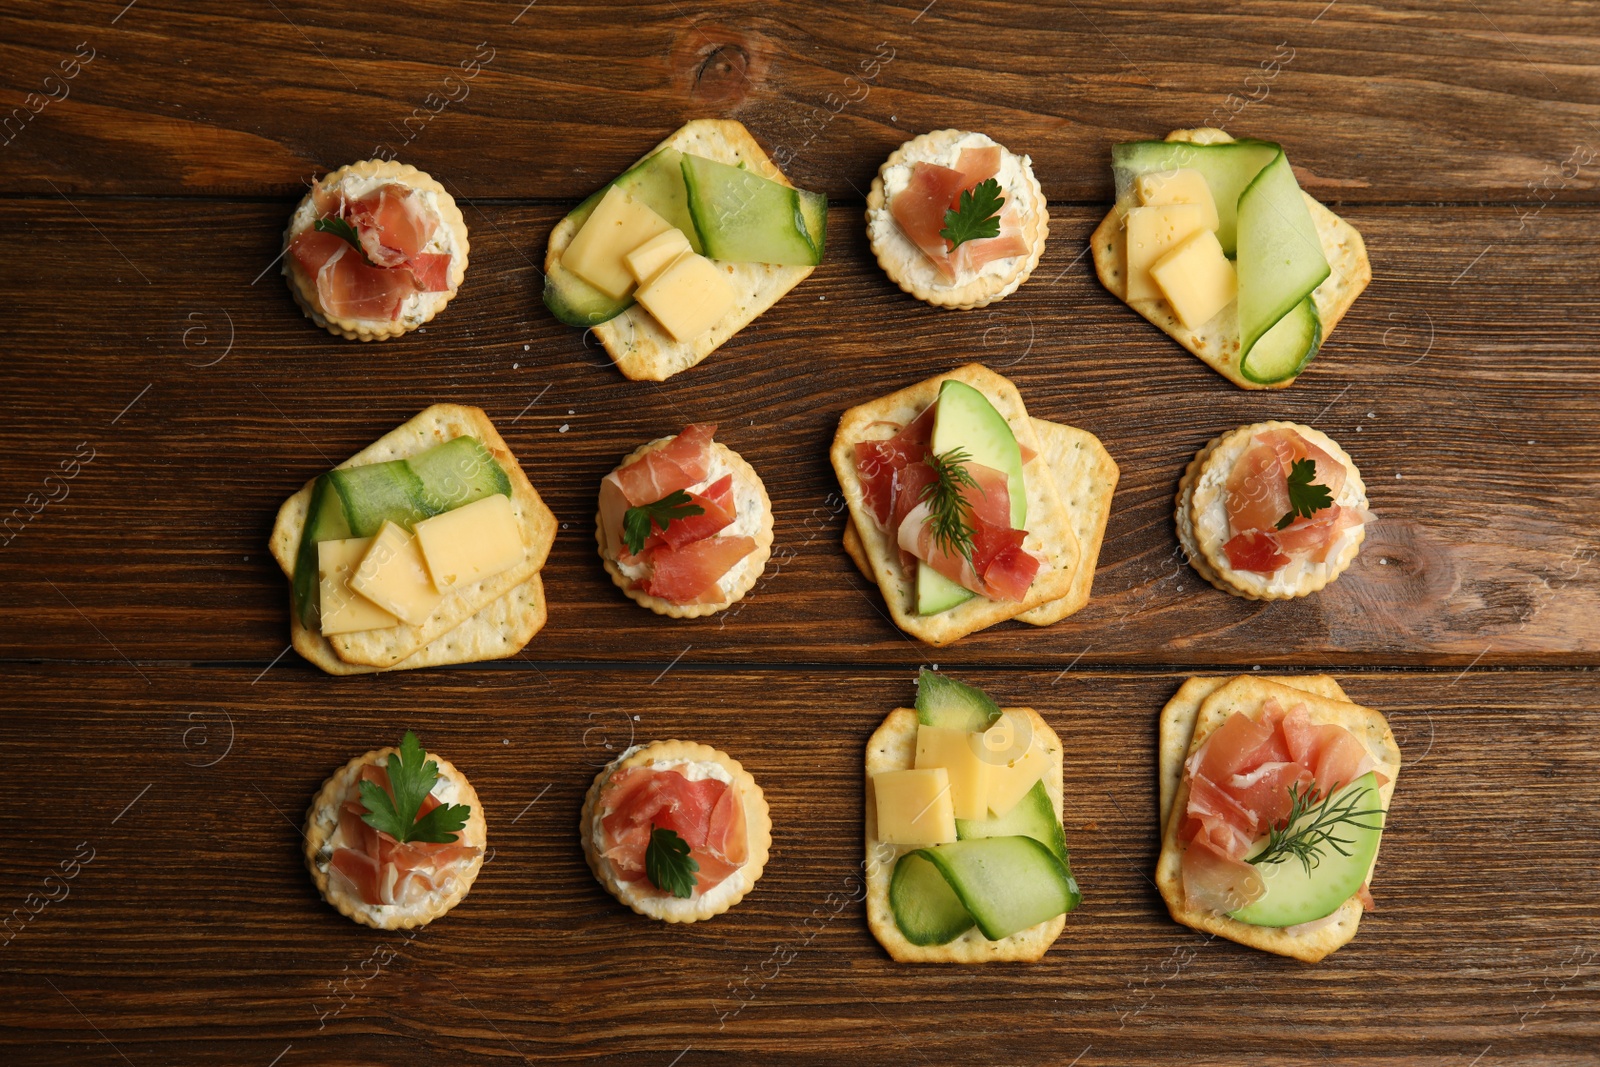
[268,404,557,675]
[866,671,1080,963]
[831,363,1109,646]
[1091,128,1371,389]
[1155,675,1401,962]
[543,119,826,382]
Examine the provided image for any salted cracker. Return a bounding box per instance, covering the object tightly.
[830,364,1079,646]
[1090,129,1371,390]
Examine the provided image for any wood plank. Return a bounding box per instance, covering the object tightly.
[0,199,1594,666]
[2,1,1599,201]
[0,665,1594,1064]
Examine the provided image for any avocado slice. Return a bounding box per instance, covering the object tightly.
[1229,772,1386,928]
[914,669,1003,732]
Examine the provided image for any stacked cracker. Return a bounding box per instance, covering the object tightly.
[269,404,557,675]
[1154,675,1401,962]
[833,363,1119,646]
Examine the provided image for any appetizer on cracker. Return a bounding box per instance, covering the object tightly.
[1091,129,1370,388]
[866,130,1047,309]
[544,119,825,381]
[595,423,773,618]
[832,363,1115,645]
[866,671,1080,962]
[1175,420,1370,601]
[581,740,771,923]
[1155,676,1400,962]
[268,404,557,674]
[304,731,485,930]
[283,160,468,341]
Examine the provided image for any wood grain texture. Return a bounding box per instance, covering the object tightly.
[0,667,1596,1065]
[0,200,1593,665]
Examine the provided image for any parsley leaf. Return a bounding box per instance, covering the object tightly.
[359,731,472,845]
[940,178,1005,250]
[622,489,705,555]
[314,215,364,251]
[644,825,699,898]
[1276,458,1335,529]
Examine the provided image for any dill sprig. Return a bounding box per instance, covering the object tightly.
[920,448,982,564]
[1248,779,1385,875]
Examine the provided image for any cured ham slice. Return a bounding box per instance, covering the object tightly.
[598,424,724,561]
[327,762,479,909]
[599,766,747,894]
[855,407,936,527]
[637,535,757,604]
[289,231,417,322]
[407,253,452,292]
[627,475,736,558]
[1222,428,1364,574]
[895,460,1038,600]
[1178,699,1383,914]
[293,178,451,322]
[889,151,1029,283]
[345,185,436,267]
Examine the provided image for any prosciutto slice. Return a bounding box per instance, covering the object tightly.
[599,766,748,895]
[326,763,479,909]
[290,178,451,321]
[1220,428,1367,574]
[889,148,1029,283]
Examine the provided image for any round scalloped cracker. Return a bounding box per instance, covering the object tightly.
[580,740,771,923]
[866,129,1048,310]
[303,746,487,931]
[1175,421,1368,601]
[596,436,774,619]
[863,707,1068,963]
[1153,676,1400,962]
[283,158,470,341]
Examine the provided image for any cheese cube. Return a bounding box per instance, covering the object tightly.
[350,520,442,627]
[625,229,693,285]
[1150,228,1238,329]
[1135,168,1220,233]
[413,493,525,592]
[978,711,1051,818]
[914,725,991,821]
[561,186,676,299]
[1124,204,1207,302]
[633,250,736,342]
[317,537,399,635]
[872,768,957,845]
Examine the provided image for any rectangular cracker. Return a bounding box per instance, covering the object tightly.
[1154,676,1400,962]
[268,404,556,669]
[865,706,1067,963]
[545,119,817,382]
[830,364,1079,646]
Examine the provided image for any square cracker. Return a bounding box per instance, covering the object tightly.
[865,706,1068,963]
[841,417,1118,627]
[268,404,556,669]
[1154,676,1400,963]
[545,119,817,382]
[1090,130,1371,391]
[830,364,1079,647]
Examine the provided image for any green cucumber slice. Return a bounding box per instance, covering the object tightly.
[1240,296,1322,384]
[1236,151,1331,362]
[917,565,974,616]
[292,473,352,628]
[956,779,1071,869]
[889,851,976,945]
[408,435,511,513]
[914,669,1003,732]
[797,188,828,261]
[907,836,1081,941]
[1111,139,1280,254]
[327,460,433,537]
[680,154,824,266]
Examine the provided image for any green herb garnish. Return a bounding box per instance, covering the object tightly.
[359,731,472,845]
[314,215,366,252]
[644,825,699,898]
[622,490,705,555]
[920,447,982,565]
[1247,780,1385,875]
[1275,458,1334,530]
[940,177,1005,250]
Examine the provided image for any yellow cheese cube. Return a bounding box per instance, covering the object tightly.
[633,250,736,342]
[977,711,1051,818]
[625,229,693,286]
[1135,168,1220,233]
[872,768,957,846]
[914,725,991,821]
[413,493,525,592]
[317,537,399,635]
[561,186,676,299]
[1150,228,1238,330]
[1124,204,1207,302]
[349,520,442,627]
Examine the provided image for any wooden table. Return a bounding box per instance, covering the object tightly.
[3,2,1597,1063]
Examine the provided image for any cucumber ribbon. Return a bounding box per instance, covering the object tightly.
[890,835,1081,945]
